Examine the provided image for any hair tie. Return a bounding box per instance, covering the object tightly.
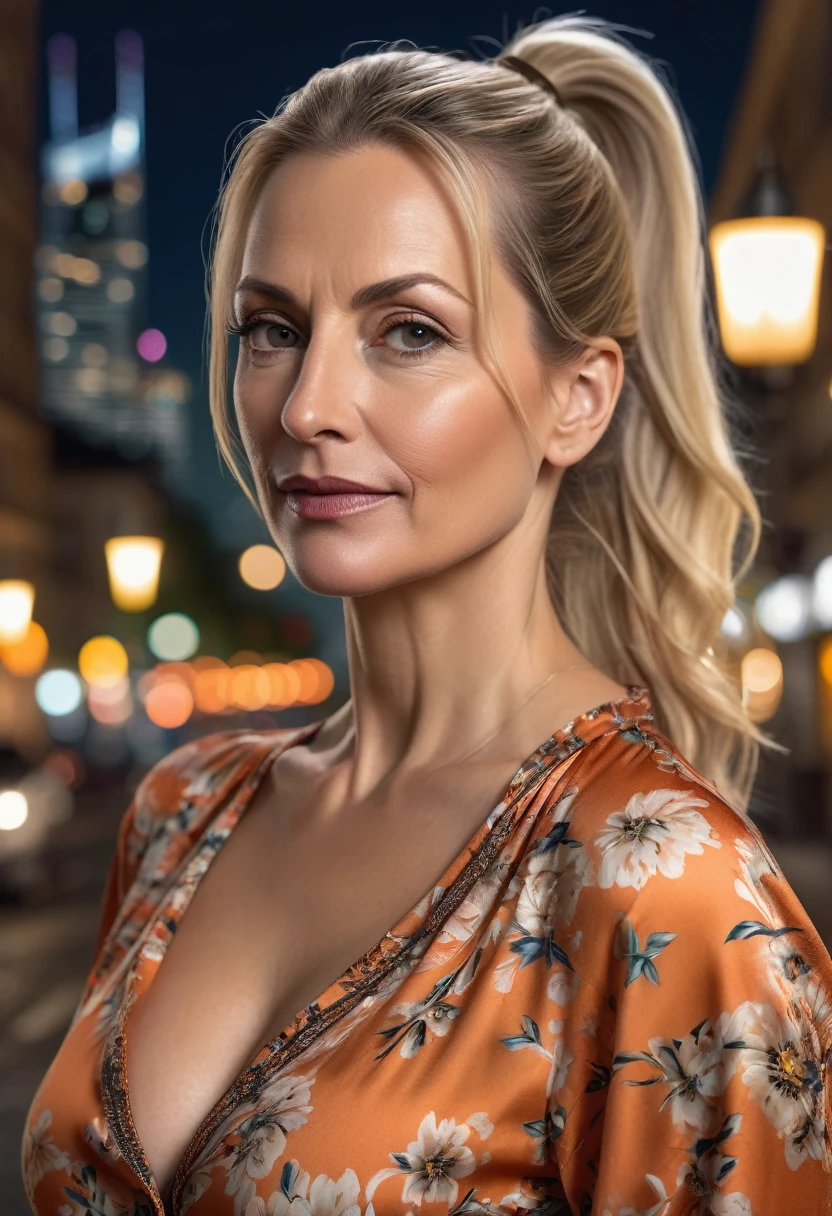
[497,55,565,107]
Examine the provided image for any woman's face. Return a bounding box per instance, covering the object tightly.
[233,143,619,597]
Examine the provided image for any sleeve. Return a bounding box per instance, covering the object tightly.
[88,729,243,972]
[548,764,832,1215]
[90,784,143,963]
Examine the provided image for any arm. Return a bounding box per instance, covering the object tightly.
[554,781,832,1214]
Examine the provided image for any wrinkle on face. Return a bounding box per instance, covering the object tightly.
[233,142,613,599]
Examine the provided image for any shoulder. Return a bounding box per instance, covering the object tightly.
[120,725,303,880]
[565,715,762,887]
[542,719,819,990]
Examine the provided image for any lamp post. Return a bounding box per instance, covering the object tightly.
[709,140,828,835]
[709,140,826,572]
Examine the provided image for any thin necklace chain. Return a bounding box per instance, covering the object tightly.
[449,662,596,768]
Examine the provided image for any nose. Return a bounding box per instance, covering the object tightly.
[280,322,364,445]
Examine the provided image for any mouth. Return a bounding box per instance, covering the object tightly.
[281,487,396,521]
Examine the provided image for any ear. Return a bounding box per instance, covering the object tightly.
[542,339,624,468]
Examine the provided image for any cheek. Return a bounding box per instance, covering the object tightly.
[390,372,530,515]
[233,367,283,481]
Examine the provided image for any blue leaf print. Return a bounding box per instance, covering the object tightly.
[510,930,573,971]
[692,1111,742,1157]
[619,921,677,986]
[501,1014,543,1052]
[536,818,583,852]
[724,920,803,943]
[585,1062,611,1092]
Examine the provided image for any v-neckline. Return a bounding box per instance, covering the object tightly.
[102,684,653,1214]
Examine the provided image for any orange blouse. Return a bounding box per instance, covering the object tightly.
[20,686,832,1215]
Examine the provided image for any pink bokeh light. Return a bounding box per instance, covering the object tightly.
[137,328,167,362]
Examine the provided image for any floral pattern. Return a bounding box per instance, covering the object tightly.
[19,687,832,1216]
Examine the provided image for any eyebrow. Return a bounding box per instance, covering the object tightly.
[234,272,472,311]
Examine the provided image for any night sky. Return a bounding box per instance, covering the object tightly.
[35,0,762,652]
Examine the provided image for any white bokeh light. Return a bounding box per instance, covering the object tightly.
[812,555,832,629]
[35,669,83,716]
[147,613,200,661]
[0,790,28,831]
[754,575,813,642]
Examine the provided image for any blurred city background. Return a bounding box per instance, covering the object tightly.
[1,0,831,1209]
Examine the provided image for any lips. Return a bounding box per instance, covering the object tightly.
[278,474,389,495]
[282,486,395,520]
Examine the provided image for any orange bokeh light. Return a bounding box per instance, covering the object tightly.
[145,678,194,728]
[229,664,272,710]
[0,620,49,676]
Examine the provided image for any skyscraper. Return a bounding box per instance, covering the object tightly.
[37,30,190,492]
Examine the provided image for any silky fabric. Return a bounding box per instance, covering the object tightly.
[21,686,832,1215]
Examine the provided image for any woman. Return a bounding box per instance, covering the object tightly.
[22,14,832,1216]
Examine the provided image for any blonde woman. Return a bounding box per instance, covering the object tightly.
[23,15,832,1216]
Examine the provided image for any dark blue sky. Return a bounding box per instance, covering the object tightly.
[37,0,761,561]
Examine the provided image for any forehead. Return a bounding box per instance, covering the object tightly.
[241,144,475,292]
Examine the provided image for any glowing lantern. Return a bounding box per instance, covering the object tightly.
[0,580,35,645]
[104,536,164,611]
[709,147,825,366]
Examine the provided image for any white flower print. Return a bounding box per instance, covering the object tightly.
[22,1108,70,1195]
[596,787,720,891]
[83,1114,122,1163]
[203,1073,314,1216]
[243,1160,361,1215]
[545,1036,574,1099]
[768,931,813,992]
[548,968,581,1006]
[674,1113,751,1216]
[733,834,779,920]
[601,1172,672,1216]
[735,987,832,1170]
[516,806,596,935]
[615,1011,746,1136]
[365,1110,477,1207]
[675,1158,751,1216]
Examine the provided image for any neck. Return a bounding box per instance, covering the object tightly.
[319,542,601,803]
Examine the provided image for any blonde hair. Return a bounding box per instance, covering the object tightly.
[207,14,780,812]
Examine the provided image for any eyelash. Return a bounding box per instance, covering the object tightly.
[227,312,449,363]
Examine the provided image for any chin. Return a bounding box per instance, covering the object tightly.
[283,549,415,598]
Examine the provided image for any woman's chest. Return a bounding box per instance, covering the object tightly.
[123,769,514,1206]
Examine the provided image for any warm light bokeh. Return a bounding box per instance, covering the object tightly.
[0,580,35,645]
[104,535,164,611]
[145,677,194,728]
[709,215,826,365]
[0,619,49,675]
[78,635,129,688]
[238,544,286,591]
[741,646,784,722]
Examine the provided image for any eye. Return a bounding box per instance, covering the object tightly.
[245,320,299,352]
[379,314,446,360]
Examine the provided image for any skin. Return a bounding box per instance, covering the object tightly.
[233,141,628,808]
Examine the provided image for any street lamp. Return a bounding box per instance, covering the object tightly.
[709,142,826,367]
[104,535,164,611]
[0,580,35,645]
